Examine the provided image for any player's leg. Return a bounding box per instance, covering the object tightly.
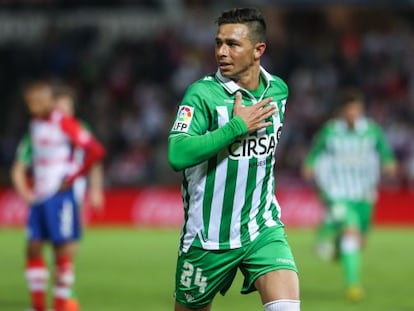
[357,201,374,249]
[53,242,78,311]
[241,226,300,311]
[174,246,241,311]
[340,201,372,301]
[255,270,300,310]
[25,203,48,311]
[26,241,48,311]
[315,197,342,261]
[315,216,337,261]
[338,201,367,301]
[340,226,362,300]
[45,188,81,311]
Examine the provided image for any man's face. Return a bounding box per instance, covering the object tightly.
[342,100,363,126]
[55,96,74,116]
[215,23,262,80]
[25,86,54,118]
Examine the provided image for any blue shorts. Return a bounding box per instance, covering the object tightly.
[27,188,81,245]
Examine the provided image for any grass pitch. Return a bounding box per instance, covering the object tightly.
[0,227,413,311]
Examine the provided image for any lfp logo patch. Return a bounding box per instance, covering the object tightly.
[172,105,194,132]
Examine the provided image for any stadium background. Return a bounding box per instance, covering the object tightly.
[0,0,413,310]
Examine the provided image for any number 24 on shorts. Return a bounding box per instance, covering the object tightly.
[180,262,208,293]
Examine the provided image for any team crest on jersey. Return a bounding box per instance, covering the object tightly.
[172,105,194,133]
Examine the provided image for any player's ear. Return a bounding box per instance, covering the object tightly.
[254,42,266,60]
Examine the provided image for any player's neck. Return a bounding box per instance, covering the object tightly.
[33,111,53,120]
[234,65,261,90]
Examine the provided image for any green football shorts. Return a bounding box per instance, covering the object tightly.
[174,225,298,309]
[328,200,373,234]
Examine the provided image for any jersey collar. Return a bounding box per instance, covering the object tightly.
[215,66,274,94]
[337,117,368,132]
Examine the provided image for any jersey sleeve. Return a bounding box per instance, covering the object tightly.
[80,120,92,131]
[16,133,32,166]
[60,115,105,183]
[60,116,95,148]
[170,83,210,136]
[168,83,248,171]
[168,117,247,171]
[373,123,396,165]
[304,124,328,169]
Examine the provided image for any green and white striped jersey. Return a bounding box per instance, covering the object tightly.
[169,67,288,252]
[305,118,395,203]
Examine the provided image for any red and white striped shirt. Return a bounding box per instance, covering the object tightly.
[30,109,105,201]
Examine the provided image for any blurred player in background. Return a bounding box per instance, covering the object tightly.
[302,88,397,301]
[11,81,105,311]
[16,85,105,212]
[13,84,105,310]
[169,7,300,311]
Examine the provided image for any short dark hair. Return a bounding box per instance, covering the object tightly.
[216,8,266,43]
[53,84,77,102]
[23,80,52,97]
[339,88,365,108]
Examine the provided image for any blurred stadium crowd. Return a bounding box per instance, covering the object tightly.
[0,0,413,187]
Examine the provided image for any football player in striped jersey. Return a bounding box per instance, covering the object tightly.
[169,7,300,311]
[302,88,397,301]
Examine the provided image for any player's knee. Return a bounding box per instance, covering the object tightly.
[255,269,300,301]
[340,234,360,253]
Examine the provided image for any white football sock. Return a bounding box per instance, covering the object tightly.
[264,299,300,311]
